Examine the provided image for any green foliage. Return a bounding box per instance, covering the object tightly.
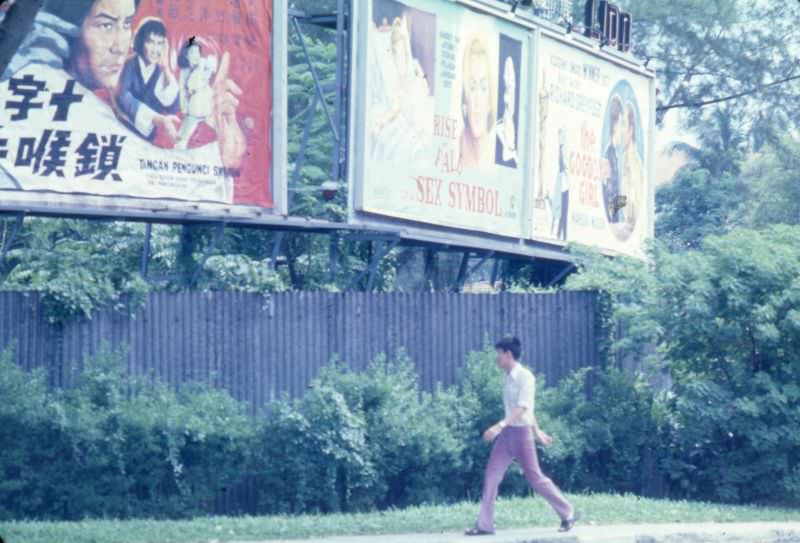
[656,167,748,250]
[0,348,67,520]
[566,225,800,505]
[629,0,800,142]
[455,345,508,497]
[537,368,665,495]
[0,219,150,323]
[654,108,750,250]
[255,353,468,513]
[566,245,660,365]
[8,223,800,522]
[0,346,254,520]
[651,227,800,504]
[737,137,800,230]
[201,254,289,293]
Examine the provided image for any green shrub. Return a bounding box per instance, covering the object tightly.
[662,372,800,504]
[5,323,796,521]
[565,226,800,506]
[0,348,69,520]
[0,346,254,520]
[536,367,665,495]
[255,353,467,513]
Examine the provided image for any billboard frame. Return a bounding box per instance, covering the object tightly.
[0,0,289,223]
[347,0,656,262]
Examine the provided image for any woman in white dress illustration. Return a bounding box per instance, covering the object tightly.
[369,16,432,163]
[175,37,218,150]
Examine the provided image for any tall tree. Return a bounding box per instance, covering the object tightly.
[736,136,800,229]
[655,108,749,249]
[626,0,800,144]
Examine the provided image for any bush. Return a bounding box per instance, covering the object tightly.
[536,367,665,495]
[661,372,800,504]
[566,225,800,506]
[0,346,254,520]
[5,307,797,521]
[255,353,467,513]
[255,372,380,515]
[0,348,68,520]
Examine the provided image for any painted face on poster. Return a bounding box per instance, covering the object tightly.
[361,0,529,238]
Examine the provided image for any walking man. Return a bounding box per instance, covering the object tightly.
[466,336,580,535]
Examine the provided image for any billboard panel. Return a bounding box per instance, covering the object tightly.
[0,0,284,217]
[531,33,653,258]
[352,0,531,238]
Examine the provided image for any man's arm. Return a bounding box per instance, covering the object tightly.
[154,65,179,112]
[482,406,526,443]
[115,61,141,126]
[530,410,553,446]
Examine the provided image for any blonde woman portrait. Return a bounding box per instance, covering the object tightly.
[459,34,496,170]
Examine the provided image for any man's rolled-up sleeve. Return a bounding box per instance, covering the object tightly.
[516,373,535,411]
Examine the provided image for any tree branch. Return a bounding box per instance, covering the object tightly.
[657,74,800,112]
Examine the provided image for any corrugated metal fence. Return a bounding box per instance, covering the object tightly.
[1,289,600,514]
[1,290,599,413]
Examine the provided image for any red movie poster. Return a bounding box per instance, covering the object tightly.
[0,0,274,208]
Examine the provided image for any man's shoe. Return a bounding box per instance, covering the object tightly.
[558,510,581,532]
[464,527,494,536]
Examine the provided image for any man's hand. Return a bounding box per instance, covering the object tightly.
[159,50,176,86]
[154,114,180,142]
[212,51,246,170]
[482,424,503,443]
[535,428,553,447]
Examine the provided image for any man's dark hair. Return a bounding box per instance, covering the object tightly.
[494,335,521,360]
[42,0,142,89]
[134,19,167,57]
[43,0,141,28]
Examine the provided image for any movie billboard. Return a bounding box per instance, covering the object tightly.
[0,0,279,214]
[352,0,531,237]
[532,34,653,258]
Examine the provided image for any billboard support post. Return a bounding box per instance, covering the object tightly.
[547,263,575,287]
[0,212,24,264]
[271,232,285,270]
[289,6,351,209]
[455,252,471,293]
[329,233,339,281]
[291,16,339,142]
[140,223,152,279]
[289,90,320,211]
[189,222,227,286]
[347,236,401,291]
[490,258,502,286]
[332,0,350,182]
[455,251,495,292]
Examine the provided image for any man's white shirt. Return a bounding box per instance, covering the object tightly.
[502,363,535,427]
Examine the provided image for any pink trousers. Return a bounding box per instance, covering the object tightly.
[475,426,573,532]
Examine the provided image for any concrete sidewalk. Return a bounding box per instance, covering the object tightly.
[238,522,800,543]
